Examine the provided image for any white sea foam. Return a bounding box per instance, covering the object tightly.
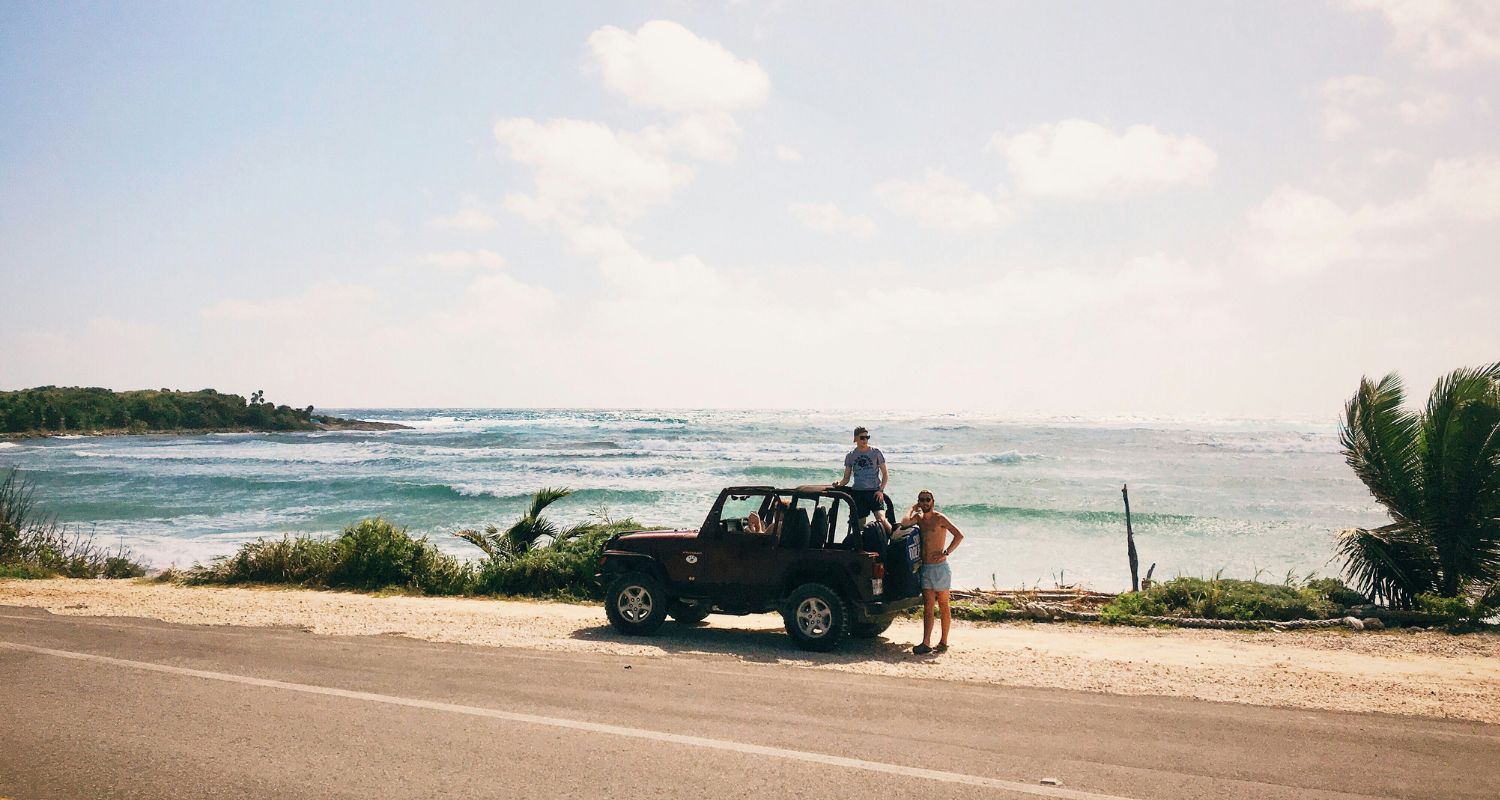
[0,442,18,449]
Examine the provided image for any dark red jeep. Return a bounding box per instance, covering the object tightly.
[597,485,923,651]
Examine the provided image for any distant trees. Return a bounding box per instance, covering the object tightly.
[1338,364,1500,607]
[0,387,320,434]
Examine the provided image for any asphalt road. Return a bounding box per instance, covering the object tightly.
[1,607,1496,800]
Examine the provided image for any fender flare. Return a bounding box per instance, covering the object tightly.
[600,552,667,583]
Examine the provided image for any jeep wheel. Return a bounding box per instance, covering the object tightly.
[783,582,849,652]
[604,572,668,635]
[668,600,711,624]
[850,618,893,638]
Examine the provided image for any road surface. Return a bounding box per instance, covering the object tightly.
[1,606,1495,799]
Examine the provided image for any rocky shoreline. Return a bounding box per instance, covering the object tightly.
[0,417,413,440]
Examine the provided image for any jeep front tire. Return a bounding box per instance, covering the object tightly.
[783,582,849,652]
[605,572,668,635]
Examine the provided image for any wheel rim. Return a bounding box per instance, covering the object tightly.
[796,597,833,637]
[617,585,654,623]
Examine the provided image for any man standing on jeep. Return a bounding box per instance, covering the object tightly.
[902,490,964,654]
[835,426,889,533]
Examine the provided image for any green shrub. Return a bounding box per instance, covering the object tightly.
[475,521,638,600]
[1099,591,1168,624]
[1304,577,1369,608]
[188,518,473,594]
[950,599,1012,622]
[1415,593,1472,620]
[1099,577,1354,623]
[0,562,57,579]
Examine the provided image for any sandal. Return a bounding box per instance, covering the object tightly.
[912,644,932,655]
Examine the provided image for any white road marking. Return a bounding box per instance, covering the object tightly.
[3,639,1133,800]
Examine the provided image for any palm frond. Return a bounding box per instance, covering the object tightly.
[1417,364,1500,594]
[527,487,572,520]
[504,517,560,552]
[453,528,496,558]
[1336,525,1433,607]
[1341,373,1422,525]
[555,521,598,544]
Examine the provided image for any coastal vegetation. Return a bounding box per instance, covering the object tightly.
[1097,576,1364,624]
[1337,363,1500,610]
[0,386,386,435]
[0,468,147,579]
[182,488,641,601]
[183,518,473,595]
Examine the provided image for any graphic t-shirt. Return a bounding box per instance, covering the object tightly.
[844,447,886,490]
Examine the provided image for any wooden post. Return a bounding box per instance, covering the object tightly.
[1123,484,1139,593]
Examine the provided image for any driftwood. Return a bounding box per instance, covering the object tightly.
[1123,484,1139,592]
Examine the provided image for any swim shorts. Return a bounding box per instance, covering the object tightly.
[920,561,952,592]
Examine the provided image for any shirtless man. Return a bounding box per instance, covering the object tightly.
[900,490,964,654]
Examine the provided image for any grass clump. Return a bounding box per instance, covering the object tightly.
[950,599,1012,622]
[1099,575,1367,624]
[187,518,471,594]
[0,467,148,579]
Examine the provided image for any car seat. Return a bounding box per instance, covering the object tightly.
[809,506,829,549]
[780,507,812,549]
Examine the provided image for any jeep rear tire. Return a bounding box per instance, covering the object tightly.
[850,618,893,638]
[605,572,668,635]
[668,599,711,624]
[783,582,849,652]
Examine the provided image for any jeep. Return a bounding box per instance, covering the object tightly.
[597,484,923,651]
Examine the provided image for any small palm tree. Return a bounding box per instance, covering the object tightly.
[1338,363,1500,607]
[456,487,590,561]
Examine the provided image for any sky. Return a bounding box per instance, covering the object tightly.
[2,1,1498,416]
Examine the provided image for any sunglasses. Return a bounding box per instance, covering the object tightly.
[918,496,933,502]
[857,435,870,440]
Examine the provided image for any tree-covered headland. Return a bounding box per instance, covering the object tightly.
[0,386,381,435]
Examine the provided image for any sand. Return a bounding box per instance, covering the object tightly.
[3,578,1497,724]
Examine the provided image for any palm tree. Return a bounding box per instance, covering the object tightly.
[1338,363,1500,607]
[455,487,590,561]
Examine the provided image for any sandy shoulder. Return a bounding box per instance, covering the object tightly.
[4,578,1498,724]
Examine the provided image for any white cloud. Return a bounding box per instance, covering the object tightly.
[449,273,557,325]
[1427,156,1500,219]
[418,250,507,272]
[427,207,498,232]
[636,112,742,162]
[989,120,1217,199]
[1342,0,1500,68]
[1397,91,1454,125]
[1247,157,1500,275]
[495,117,694,224]
[876,170,1009,232]
[789,202,877,237]
[587,20,770,113]
[866,255,1221,331]
[774,145,802,162]
[1317,75,1386,139]
[200,284,380,323]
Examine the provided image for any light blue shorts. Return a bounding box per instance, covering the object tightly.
[920,561,952,592]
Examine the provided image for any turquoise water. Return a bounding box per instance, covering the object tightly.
[0,409,1388,591]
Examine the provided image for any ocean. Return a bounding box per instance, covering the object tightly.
[0,409,1389,592]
